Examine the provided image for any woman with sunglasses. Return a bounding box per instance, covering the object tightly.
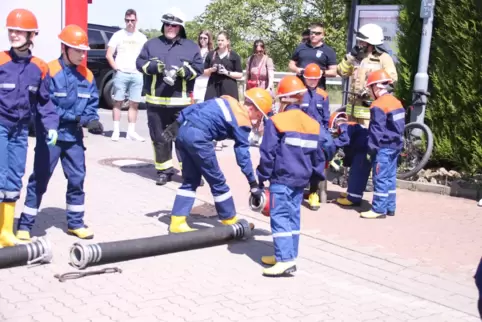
[193,30,213,104]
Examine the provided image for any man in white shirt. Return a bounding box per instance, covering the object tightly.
[106,9,147,141]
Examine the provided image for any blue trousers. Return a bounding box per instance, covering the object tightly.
[17,140,86,231]
[475,257,482,318]
[371,148,399,214]
[270,183,303,262]
[346,151,372,204]
[0,124,29,203]
[171,124,235,220]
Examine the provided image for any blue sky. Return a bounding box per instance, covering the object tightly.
[88,0,211,29]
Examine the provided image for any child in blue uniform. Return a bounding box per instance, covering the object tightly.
[16,25,103,241]
[0,9,59,248]
[256,75,335,276]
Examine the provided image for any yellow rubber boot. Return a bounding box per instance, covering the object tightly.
[16,230,31,241]
[0,202,24,247]
[263,261,297,277]
[360,210,386,219]
[339,192,348,198]
[308,193,320,211]
[336,197,357,206]
[68,227,94,239]
[261,255,276,265]
[221,215,238,225]
[169,215,197,233]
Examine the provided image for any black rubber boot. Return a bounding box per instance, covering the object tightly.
[156,173,172,186]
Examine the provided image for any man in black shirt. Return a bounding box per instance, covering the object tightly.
[289,23,337,90]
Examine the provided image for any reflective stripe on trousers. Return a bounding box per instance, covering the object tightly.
[371,148,399,214]
[346,151,372,203]
[269,183,303,262]
[17,140,86,231]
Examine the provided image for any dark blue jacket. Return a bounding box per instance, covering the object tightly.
[368,94,405,154]
[334,122,368,153]
[257,108,336,188]
[0,48,58,131]
[40,58,99,142]
[297,88,330,129]
[136,36,204,107]
[177,95,256,183]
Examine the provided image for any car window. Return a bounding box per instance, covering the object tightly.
[105,32,114,41]
[88,29,105,49]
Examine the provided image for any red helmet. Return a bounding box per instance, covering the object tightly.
[304,63,322,79]
[276,75,307,98]
[58,25,90,50]
[366,69,393,87]
[248,189,270,217]
[6,9,39,32]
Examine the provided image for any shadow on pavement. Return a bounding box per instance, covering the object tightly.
[14,207,70,237]
[227,238,274,266]
[102,130,127,139]
[119,163,183,184]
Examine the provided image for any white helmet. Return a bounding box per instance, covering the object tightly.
[161,8,186,27]
[356,23,384,46]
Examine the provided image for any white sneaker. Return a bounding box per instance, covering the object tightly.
[111,131,120,141]
[126,131,145,142]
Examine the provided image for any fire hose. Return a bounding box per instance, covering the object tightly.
[69,219,254,269]
[0,237,52,269]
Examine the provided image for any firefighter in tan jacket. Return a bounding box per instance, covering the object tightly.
[337,23,397,127]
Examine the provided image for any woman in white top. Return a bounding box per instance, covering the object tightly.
[193,30,213,103]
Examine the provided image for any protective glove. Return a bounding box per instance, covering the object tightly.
[177,63,194,80]
[249,181,264,199]
[161,121,180,143]
[87,119,104,134]
[47,129,58,146]
[146,58,165,75]
[349,45,366,62]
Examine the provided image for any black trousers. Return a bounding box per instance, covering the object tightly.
[146,104,185,174]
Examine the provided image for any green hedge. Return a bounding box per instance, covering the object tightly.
[396,0,482,173]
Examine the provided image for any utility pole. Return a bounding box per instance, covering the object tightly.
[342,0,361,107]
[411,0,436,124]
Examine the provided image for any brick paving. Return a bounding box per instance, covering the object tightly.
[0,109,480,322]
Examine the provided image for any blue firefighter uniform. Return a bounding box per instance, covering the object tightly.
[286,87,331,209]
[334,122,370,205]
[475,257,482,318]
[16,57,100,239]
[136,35,204,183]
[257,108,335,274]
[0,49,58,204]
[0,49,58,248]
[170,95,256,228]
[363,94,405,218]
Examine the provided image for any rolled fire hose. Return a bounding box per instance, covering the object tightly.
[0,237,53,269]
[69,219,253,269]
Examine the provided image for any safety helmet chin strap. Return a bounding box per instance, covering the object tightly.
[13,31,34,52]
[63,45,78,66]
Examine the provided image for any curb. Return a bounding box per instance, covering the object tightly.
[395,179,480,200]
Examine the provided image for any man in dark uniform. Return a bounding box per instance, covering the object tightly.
[136,8,204,185]
[289,22,337,90]
[475,257,482,318]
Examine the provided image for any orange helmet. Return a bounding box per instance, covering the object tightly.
[58,25,90,50]
[276,75,307,98]
[328,111,348,131]
[244,87,273,116]
[6,9,39,32]
[304,63,322,79]
[366,69,393,87]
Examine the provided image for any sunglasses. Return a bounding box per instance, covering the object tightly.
[310,31,323,36]
[165,23,180,28]
[125,19,136,23]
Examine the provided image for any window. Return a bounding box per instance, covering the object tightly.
[88,29,105,49]
[105,32,114,41]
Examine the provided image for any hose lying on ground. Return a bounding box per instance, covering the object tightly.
[69,219,253,269]
[0,237,52,269]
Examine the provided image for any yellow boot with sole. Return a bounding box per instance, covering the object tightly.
[169,215,197,233]
[0,202,25,247]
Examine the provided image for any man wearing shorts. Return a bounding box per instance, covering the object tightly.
[106,9,147,141]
